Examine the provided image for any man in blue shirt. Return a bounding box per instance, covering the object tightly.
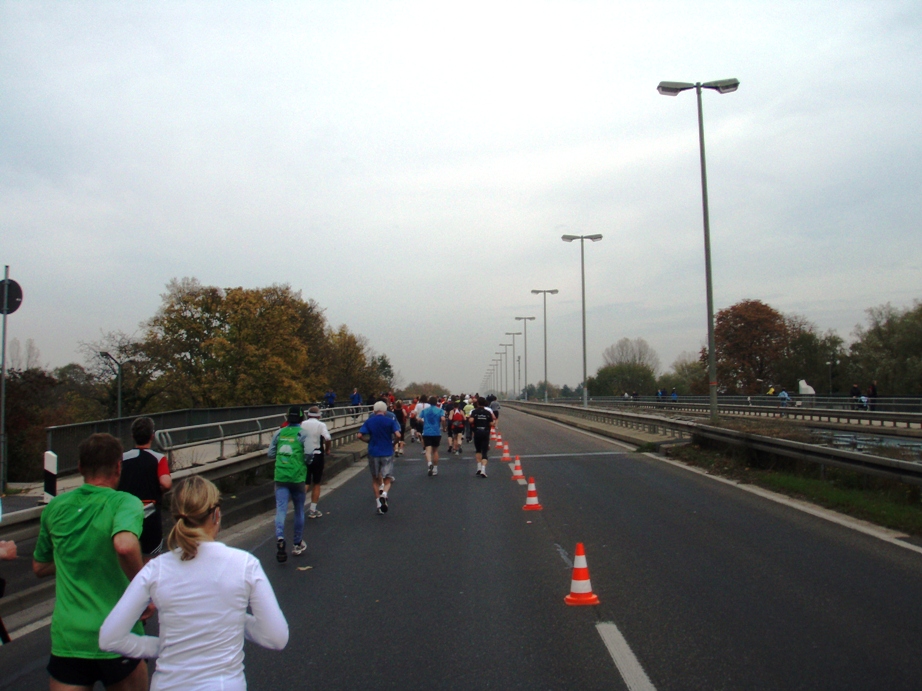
[359,401,401,514]
[418,396,446,476]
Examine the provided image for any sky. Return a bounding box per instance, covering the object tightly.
[2,0,921,395]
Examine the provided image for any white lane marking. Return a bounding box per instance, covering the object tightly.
[516,451,624,459]
[554,543,573,568]
[596,622,657,691]
[524,408,922,558]
[13,614,53,639]
[642,451,922,558]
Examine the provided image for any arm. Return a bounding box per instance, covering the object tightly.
[267,429,281,459]
[113,531,145,581]
[33,558,56,578]
[99,564,160,659]
[244,559,289,650]
[157,456,172,492]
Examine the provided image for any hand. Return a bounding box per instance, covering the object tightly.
[0,541,16,560]
[140,602,157,622]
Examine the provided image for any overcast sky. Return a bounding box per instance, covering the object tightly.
[2,1,920,395]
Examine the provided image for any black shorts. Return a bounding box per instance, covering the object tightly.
[140,509,163,555]
[307,454,325,485]
[473,431,491,456]
[48,654,141,687]
[423,435,441,449]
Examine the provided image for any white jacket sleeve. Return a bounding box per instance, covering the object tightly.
[99,562,161,659]
[243,557,289,650]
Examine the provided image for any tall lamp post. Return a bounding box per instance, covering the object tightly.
[561,234,602,408]
[825,359,839,396]
[531,289,558,402]
[494,353,505,398]
[505,332,521,399]
[658,77,739,422]
[499,344,513,398]
[100,351,125,419]
[515,316,535,400]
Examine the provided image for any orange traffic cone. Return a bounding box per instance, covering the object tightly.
[511,458,526,481]
[495,433,503,449]
[502,445,512,462]
[490,428,497,441]
[522,477,543,510]
[564,543,599,605]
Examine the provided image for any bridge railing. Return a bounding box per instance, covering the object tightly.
[154,407,372,470]
[552,395,922,414]
[45,404,368,475]
[507,401,922,486]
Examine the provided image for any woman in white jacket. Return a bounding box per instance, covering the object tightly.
[100,476,289,690]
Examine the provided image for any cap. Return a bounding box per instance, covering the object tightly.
[287,406,304,423]
[307,406,322,418]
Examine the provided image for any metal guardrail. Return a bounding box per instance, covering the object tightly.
[551,395,922,414]
[574,400,922,431]
[44,404,370,475]
[153,406,372,469]
[507,402,922,486]
[2,409,373,540]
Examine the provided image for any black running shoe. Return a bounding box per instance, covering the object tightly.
[276,538,287,563]
[379,493,389,513]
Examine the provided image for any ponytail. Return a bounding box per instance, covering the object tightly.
[166,476,221,561]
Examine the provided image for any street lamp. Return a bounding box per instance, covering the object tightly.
[658,77,739,422]
[500,344,513,398]
[515,316,535,400]
[531,289,559,402]
[561,234,603,408]
[494,353,505,397]
[825,359,839,396]
[505,332,521,399]
[100,351,125,419]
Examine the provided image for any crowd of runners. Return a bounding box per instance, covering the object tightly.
[28,392,502,690]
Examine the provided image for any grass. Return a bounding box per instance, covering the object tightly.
[663,442,922,537]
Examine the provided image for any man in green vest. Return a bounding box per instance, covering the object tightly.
[268,406,311,563]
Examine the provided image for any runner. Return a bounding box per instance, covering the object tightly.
[468,398,496,477]
[119,416,172,559]
[300,406,333,519]
[392,400,408,457]
[358,401,401,514]
[33,433,149,691]
[418,396,446,476]
[462,397,475,443]
[267,407,310,562]
[448,400,466,455]
[100,476,288,689]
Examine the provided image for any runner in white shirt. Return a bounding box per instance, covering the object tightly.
[100,476,288,691]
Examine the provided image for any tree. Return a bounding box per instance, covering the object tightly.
[657,352,707,395]
[848,301,922,395]
[588,363,656,397]
[4,368,66,481]
[711,300,790,394]
[527,380,561,400]
[398,382,450,398]
[602,337,660,374]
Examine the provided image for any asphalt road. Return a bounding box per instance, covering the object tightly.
[2,407,922,689]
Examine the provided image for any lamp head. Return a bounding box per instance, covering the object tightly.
[657,81,695,96]
[561,234,578,242]
[586,234,603,242]
[702,78,740,94]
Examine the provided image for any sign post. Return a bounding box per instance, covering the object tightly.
[1,268,23,494]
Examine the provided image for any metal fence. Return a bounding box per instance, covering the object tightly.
[45,404,367,475]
